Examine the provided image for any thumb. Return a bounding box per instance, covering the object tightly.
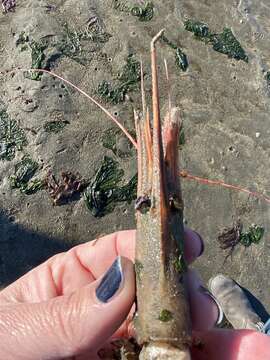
[0,256,135,360]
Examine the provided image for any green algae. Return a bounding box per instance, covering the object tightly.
[179,127,185,147]
[210,28,248,62]
[44,120,70,133]
[161,35,188,72]
[97,55,140,104]
[16,32,47,80]
[0,109,27,161]
[173,254,187,273]
[130,2,154,22]
[175,48,188,71]
[55,22,111,65]
[184,19,210,38]
[184,20,248,62]
[84,156,137,217]
[9,155,43,194]
[102,127,134,157]
[239,224,264,247]
[113,1,154,21]
[158,309,173,322]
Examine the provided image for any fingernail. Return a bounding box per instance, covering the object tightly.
[194,231,204,257]
[96,256,124,303]
[199,285,224,325]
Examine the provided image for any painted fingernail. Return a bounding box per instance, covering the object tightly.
[96,256,124,303]
[194,231,204,257]
[199,285,224,325]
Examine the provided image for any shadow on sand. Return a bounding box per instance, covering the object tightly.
[0,209,73,288]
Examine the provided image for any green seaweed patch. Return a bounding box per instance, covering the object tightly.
[97,55,140,104]
[102,127,133,157]
[175,48,188,71]
[0,109,27,161]
[239,225,264,247]
[102,128,118,153]
[55,22,111,65]
[173,255,187,273]
[16,32,47,79]
[161,35,188,72]
[16,31,29,46]
[135,259,143,282]
[131,2,154,22]
[184,20,248,62]
[184,19,210,38]
[158,309,173,322]
[26,40,48,81]
[9,155,43,194]
[179,127,185,147]
[209,28,248,62]
[44,120,70,133]
[84,156,137,217]
[113,1,154,21]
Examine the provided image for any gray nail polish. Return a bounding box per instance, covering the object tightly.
[96,256,124,303]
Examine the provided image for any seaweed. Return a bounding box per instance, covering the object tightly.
[55,22,111,65]
[2,0,16,13]
[97,55,140,104]
[9,155,41,194]
[45,170,84,205]
[0,109,27,161]
[184,19,210,38]
[209,28,248,62]
[113,1,154,21]
[21,178,44,195]
[161,35,188,72]
[44,120,70,133]
[179,127,185,147]
[102,128,118,153]
[173,255,186,273]
[84,156,137,217]
[15,32,47,80]
[97,81,128,105]
[130,2,154,22]
[175,48,188,71]
[102,127,134,157]
[184,19,248,62]
[239,224,264,247]
[16,32,29,46]
[158,309,173,322]
[218,221,264,260]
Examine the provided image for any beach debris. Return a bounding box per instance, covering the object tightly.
[45,170,84,205]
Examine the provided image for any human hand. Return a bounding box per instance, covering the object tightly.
[0,230,269,360]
